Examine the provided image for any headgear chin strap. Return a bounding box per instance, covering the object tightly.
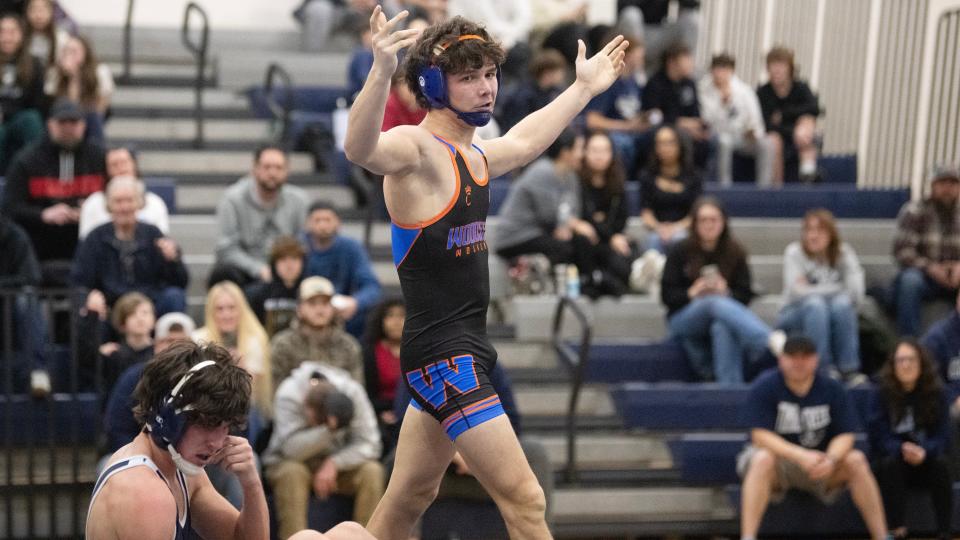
[147,359,217,475]
[417,34,499,127]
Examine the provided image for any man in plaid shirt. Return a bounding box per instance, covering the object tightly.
[893,164,960,336]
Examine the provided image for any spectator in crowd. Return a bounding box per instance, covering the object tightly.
[584,33,648,177]
[698,53,771,186]
[246,235,306,336]
[922,288,960,408]
[381,69,426,131]
[868,339,953,540]
[70,176,188,317]
[642,42,708,167]
[661,196,784,384]
[757,46,821,184]
[495,130,598,288]
[532,0,589,66]
[263,361,384,539]
[293,0,385,53]
[0,13,46,173]
[79,145,169,239]
[194,281,273,418]
[361,297,404,453]
[738,335,890,540]
[403,0,446,25]
[617,0,700,72]
[44,34,113,142]
[302,201,382,337]
[447,0,532,79]
[892,164,960,337]
[347,18,374,102]
[90,292,155,397]
[211,144,310,288]
[639,124,702,255]
[496,48,567,134]
[271,276,363,392]
[579,131,634,295]
[778,209,865,383]
[0,209,48,395]
[102,311,196,456]
[2,97,105,283]
[23,0,66,66]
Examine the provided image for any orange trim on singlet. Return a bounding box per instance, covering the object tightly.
[433,133,489,186]
[391,139,462,230]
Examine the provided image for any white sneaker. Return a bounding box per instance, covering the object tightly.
[768,330,787,357]
[30,370,51,398]
[629,249,666,293]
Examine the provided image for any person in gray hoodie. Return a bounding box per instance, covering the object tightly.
[777,208,866,382]
[495,129,598,283]
[263,361,383,539]
[209,144,309,288]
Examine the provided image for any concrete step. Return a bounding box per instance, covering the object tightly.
[490,340,557,371]
[513,383,615,417]
[107,118,271,143]
[537,433,672,470]
[173,184,353,215]
[110,86,247,110]
[137,150,313,176]
[552,485,734,524]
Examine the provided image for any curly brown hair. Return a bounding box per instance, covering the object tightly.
[877,338,944,429]
[401,16,506,110]
[133,341,251,431]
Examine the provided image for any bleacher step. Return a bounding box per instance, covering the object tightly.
[0,488,91,539]
[552,486,734,523]
[138,150,314,176]
[0,447,98,487]
[111,87,247,110]
[514,383,615,417]
[174,184,353,217]
[107,118,271,142]
[538,433,672,470]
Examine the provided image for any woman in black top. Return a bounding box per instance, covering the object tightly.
[0,13,44,173]
[868,339,952,540]
[639,124,702,254]
[661,196,780,383]
[580,131,635,294]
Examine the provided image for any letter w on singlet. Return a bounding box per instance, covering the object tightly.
[407,355,479,408]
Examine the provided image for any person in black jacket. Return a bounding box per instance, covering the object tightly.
[868,338,953,540]
[244,235,305,336]
[0,211,49,394]
[1,98,105,284]
[579,131,635,294]
[661,196,783,384]
[757,46,821,184]
[0,13,44,173]
[70,176,187,318]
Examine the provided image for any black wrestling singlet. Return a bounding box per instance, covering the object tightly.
[390,133,504,439]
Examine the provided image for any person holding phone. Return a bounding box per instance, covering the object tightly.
[660,196,785,384]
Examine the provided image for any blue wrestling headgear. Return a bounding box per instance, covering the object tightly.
[148,360,216,451]
[417,34,501,127]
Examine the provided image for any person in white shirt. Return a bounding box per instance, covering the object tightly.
[79,146,170,239]
[698,53,772,187]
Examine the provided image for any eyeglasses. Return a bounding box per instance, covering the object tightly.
[894,356,919,364]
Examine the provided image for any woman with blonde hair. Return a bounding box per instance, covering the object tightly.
[194,281,273,417]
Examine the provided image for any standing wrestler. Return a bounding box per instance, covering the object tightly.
[344,7,628,539]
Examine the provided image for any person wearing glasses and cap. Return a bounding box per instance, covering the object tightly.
[344,6,628,539]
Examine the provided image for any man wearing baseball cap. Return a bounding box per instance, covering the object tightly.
[893,163,960,336]
[270,276,364,391]
[0,97,106,285]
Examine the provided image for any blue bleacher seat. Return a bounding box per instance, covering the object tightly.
[244,86,348,120]
[144,177,177,214]
[731,153,858,185]
[574,339,693,384]
[0,392,99,446]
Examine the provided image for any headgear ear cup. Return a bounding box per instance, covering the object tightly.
[148,359,217,448]
[418,65,447,108]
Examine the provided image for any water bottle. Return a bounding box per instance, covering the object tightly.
[554,264,568,296]
[566,265,580,299]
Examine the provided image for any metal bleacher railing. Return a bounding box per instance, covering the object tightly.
[0,288,99,539]
[550,296,593,484]
[182,2,211,149]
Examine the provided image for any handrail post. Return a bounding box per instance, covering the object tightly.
[182,2,210,149]
[263,63,294,146]
[550,296,592,483]
[122,0,135,82]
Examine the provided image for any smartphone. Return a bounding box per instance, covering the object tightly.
[700,264,719,279]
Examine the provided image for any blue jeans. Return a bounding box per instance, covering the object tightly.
[668,295,772,384]
[777,294,860,373]
[150,286,187,317]
[894,267,957,336]
[645,227,688,254]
